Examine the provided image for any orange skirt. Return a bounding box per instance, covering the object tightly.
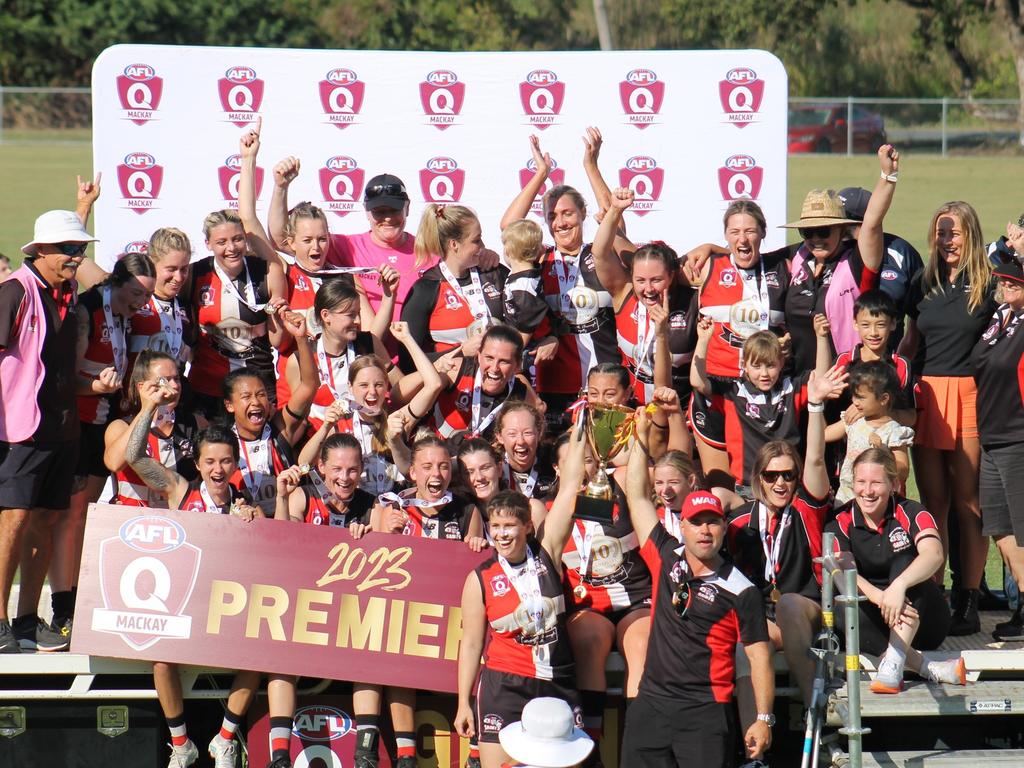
[914,375,978,450]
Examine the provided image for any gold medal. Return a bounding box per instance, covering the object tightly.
[574,584,588,600]
[770,587,781,604]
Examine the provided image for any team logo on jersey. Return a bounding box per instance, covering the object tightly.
[318,155,365,218]
[518,157,565,218]
[669,311,687,329]
[116,63,163,125]
[420,156,465,203]
[117,152,163,214]
[881,269,898,281]
[719,268,737,286]
[199,285,215,307]
[123,240,150,255]
[719,67,764,128]
[482,714,504,734]
[217,66,264,127]
[519,69,564,130]
[295,275,310,291]
[888,527,911,553]
[292,705,353,741]
[91,515,201,650]
[490,574,511,597]
[670,560,686,584]
[618,156,664,217]
[218,154,265,208]
[444,521,462,539]
[619,68,664,129]
[765,271,780,289]
[697,583,718,604]
[718,155,763,201]
[420,70,465,130]
[319,68,364,129]
[583,253,597,272]
[746,402,761,418]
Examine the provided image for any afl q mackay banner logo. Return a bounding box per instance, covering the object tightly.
[319,156,365,217]
[519,157,565,218]
[218,65,265,127]
[520,69,564,130]
[719,67,764,127]
[420,156,465,203]
[718,154,763,201]
[420,70,465,130]
[618,156,664,217]
[116,63,163,125]
[117,152,163,214]
[319,68,364,129]
[219,154,265,207]
[619,68,664,129]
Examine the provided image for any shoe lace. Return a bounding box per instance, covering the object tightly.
[211,738,237,767]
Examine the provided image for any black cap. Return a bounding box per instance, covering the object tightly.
[994,260,1024,285]
[838,187,871,222]
[363,174,409,211]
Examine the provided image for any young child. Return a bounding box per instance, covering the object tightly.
[827,361,914,503]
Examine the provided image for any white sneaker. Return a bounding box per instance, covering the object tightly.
[208,734,239,768]
[924,654,967,685]
[870,655,904,694]
[168,740,199,768]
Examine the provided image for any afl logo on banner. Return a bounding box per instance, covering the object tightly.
[293,705,354,742]
[420,70,465,130]
[518,157,565,218]
[123,241,150,255]
[116,63,163,125]
[420,156,465,203]
[319,68,364,129]
[718,155,763,201]
[117,152,163,214]
[519,69,564,130]
[217,66,265,127]
[318,156,365,218]
[618,156,664,217]
[619,69,664,129]
[719,68,764,128]
[218,154,265,208]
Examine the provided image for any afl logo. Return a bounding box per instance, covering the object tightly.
[217,66,265,126]
[519,69,565,129]
[318,155,365,218]
[117,152,163,214]
[116,63,163,125]
[292,705,353,742]
[118,516,187,553]
[718,155,763,201]
[490,574,511,597]
[619,68,664,129]
[218,154,264,206]
[881,269,898,281]
[618,156,664,217]
[319,68,364,129]
[124,241,150,255]
[420,69,465,130]
[518,157,565,218]
[420,156,465,203]
[719,68,764,127]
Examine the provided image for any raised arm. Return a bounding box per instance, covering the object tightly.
[267,155,300,250]
[125,384,187,502]
[73,173,108,290]
[803,367,847,500]
[296,402,344,467]
[857,144,900,273]
[649,387,691,459]
[582,126,611,214]
[274,465,307,522]
[238,120,288,271]
[625,408,660,547]
[812,313,833,378]
[370,266,400,341]
[277,310,316,445]
[501,135,550,230]
[592,187,633,301]
[689,315,714,396]
[650,290,673,390]
[390,320,443,425]
[538,413,587,565]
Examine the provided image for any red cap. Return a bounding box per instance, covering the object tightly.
[680,491,724,521]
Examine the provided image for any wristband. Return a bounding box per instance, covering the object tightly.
[807,401,824,413]
[881,170,899,183]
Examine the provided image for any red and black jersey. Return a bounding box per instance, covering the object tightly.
[727,486,830,604]
[127,295,191,371]
[826,496,939,590]
[698,251,789,378]
[177,478,249,514]
[537,245,622,395]
[303,486,375,527]
[638,525,768,704]
[430,356,529,440]
[503,267,560,338]
[189,256,273,397]
[506,457,556,501]
[112,415,199,507]
[477,538,574,681]
[615,286,697,404]
[229,423,295,517]
[835,344,917,412]
[76,288,124,426]
[388,492,477,540]
[306,331,376,432]
[709,371,811,487]
[561,479,652,614]
[972,306,1024,446]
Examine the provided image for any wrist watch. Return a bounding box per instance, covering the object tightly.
[756,712,776,726]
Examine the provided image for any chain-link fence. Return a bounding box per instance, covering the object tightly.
[0,86,91,144]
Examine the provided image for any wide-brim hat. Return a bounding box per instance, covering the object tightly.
[21,209,97,256]
[781,189,859,229]
[498,698,594,768]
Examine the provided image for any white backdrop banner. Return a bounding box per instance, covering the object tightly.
[91,45,787,269]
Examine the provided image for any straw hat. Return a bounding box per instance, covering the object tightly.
[781,189,859,229]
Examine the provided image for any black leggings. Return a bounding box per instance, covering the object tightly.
[837,577,950,657]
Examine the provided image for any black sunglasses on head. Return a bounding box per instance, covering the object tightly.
[56,242,89,256]
[761,469,799,484]
[364,182,407,200]
[798,226,834,240]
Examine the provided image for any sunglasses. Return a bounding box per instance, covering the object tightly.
[672,580,693,619]
[364,182,407,200]
[798,226,834,240]
[56,242,89,257]
[761,469,799,484]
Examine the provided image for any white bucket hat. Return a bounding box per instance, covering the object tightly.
[498,698,593,768]
[21,210,98,256]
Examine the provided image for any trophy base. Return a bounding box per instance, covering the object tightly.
[574,493,615,525]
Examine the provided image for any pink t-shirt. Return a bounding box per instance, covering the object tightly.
[328,231,437,315]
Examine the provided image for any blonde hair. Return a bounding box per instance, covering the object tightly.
[741,331,783,368]
[283,201,329,243]
[202,209,243,240]
[347,354,393,453]
[501,219,544,265]
[413,204,479,267]
[923,201,991,313]
[148,227,191,262]
[852,447,899,488]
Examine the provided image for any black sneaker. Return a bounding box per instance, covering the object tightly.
[13,614,70,652]
[948,589,981,636]
[266,758,291,768]
[52,616,73,647]
[465,758,482,768]
[0,620,21,654]
[395,758,417,768]
[993,604,1024,641]
[353,752,379,768]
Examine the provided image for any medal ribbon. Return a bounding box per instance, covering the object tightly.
[498,546,545,635]
[213,257,267,312]
[315,337,356,401]
[471,365,512,436]
[199,482,230,515]
[438,260,490,322]
[101,285,127,377]
[758,502,792,584]
[235,424,273,499]
[570,519,600,582]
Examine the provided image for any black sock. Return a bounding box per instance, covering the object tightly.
[269,715,292,761]
[580,689,606,737]
[355,714,379,754]
[51,590,74,625]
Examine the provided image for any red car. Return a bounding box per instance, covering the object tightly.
[788,104,887,154]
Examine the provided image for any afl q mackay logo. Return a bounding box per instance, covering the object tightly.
[420,69,465,130]
[520,69,564,130]
[719,68,764,127]
[618,156,664,217]
[718,155,763,201]
[619,68,664,129]
[519,157,565,218]
[91,515,202,651]
[219,154,265,208]
[123,241,150,256]
[217,65,265,126]
[319,68,364,129]
[319,156,365,217]
[117,152,163,214]
[420,156,465,203]
[116,63,163,125]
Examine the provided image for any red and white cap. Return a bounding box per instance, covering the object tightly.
[680,491,725,521]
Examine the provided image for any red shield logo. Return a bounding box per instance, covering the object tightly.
[619,69,664,129]
[218,154,265,207]
[117,152,163,215]
[717,155,763,201]
[318,68,364,129]
[719,68,764,128]
[217,66,265,127]
[618,156,664,217]
[92,516,202,651]
[519,70,565,130]
[318,156,365,218]
[419,70,465,131]
[518,158,565,218]
[419,156,465,203]
[116,63,163,125]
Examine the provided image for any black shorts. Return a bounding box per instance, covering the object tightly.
[0,439,79,510]
[623,694,737,768]
[688,390,725,449]
[75,422,110,479]
[474,668,580,744]
[572,603,650,627]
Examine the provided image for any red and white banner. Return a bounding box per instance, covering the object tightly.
[92,45,787,269]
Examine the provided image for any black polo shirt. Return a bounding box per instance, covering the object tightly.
[971,306,1024,446]
[826,496,939,590]
[638,525,768,705]
[906,271,997,377]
